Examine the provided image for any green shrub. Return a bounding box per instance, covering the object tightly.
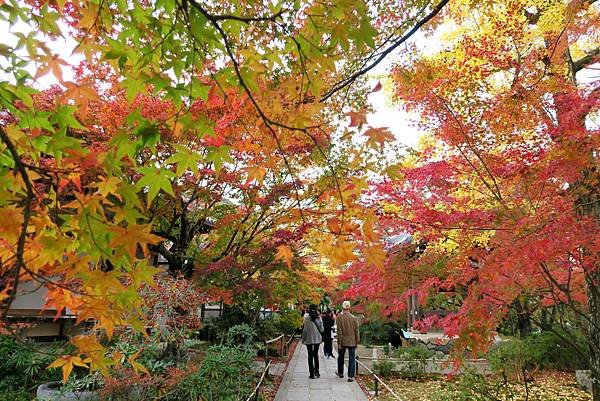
[360,320,403,346]
[489,330,588,378]
[0,390,30,401]
[524,330,588,371]
[276,308,304,335]
[433,371,504,401]
[373,359,395,377]
[166,345,255,401]
[394,343,435,360]
[0,335,61,396]
[197,305,248,343]
[226,323,257,346]
[488,340,532,379]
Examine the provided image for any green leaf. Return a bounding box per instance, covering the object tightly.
[111,133,138,160]
[206,146,233,174]
[191,78,210,101]
[0,150,15,168]
[135,124,160,149]
[135,166,176,204]
[165,145,202,176]
[122,77,145,103]
[195,116,215,138]
[54,105,86,130]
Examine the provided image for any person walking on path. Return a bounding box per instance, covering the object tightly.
[301,304,324,379]
[335,300,360,382]
[322,308,335,358]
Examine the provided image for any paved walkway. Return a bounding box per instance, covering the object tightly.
[274,342,369,401]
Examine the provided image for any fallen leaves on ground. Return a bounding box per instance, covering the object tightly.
[357,371,591,401]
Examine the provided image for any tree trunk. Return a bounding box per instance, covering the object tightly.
[586,269,600,401]
[578,154,600,400]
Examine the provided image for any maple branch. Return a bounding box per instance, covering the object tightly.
[179,1,354,235]
[76,197,114,261]
[319,0,450,102]
[72,0,106,54]
[432,92,506,206]
[539,261,600,333]
[382,209,511,232]
[209,9,286,23]
[0,126,35,321]
[310,127,347,233]
[573,48,600,72]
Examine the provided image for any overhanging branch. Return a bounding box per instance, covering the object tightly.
[319,0,450,102]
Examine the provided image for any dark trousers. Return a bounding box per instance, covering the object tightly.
[337,346,357,378]
[306,343,320,376]
[323,337,333,357]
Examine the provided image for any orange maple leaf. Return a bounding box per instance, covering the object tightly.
[347,110,368,128]
[48,355,89,383]
[363,127,395,148]
[326,217,341,233]
[34,52,69,82]
[244,165,267,185]
[108,224,162,259]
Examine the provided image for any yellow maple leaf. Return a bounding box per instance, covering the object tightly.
[275,244,293,268]
[363,244,387,269]
[361,217,379,245]
[128,350,149,374]
[330,240,357,266]
[94,176,122,199]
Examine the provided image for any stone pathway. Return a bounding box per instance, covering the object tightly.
[274,342,369,401]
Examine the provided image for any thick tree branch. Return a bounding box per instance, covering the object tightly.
[210,9,286,23]
[0,127,35,321]
[573,48,600,72]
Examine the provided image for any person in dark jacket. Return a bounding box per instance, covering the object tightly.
[388,327,406,348]
[321,309,335,358]
[301,304,324,379]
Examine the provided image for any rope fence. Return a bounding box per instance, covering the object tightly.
[355,356,405,401]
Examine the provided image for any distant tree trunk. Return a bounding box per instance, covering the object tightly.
[513,299,532,338]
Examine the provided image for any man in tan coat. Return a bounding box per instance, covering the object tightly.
[335,300,360,381]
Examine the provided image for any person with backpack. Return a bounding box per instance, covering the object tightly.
[301,304,324,379]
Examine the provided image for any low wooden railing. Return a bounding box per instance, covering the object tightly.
[244,359,272,401]
[356,356,405,401]
[264,333,285,375]
[243,334,296,401]
[284,333,296,353]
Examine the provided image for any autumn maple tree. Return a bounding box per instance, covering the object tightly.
[340,0,599,398]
